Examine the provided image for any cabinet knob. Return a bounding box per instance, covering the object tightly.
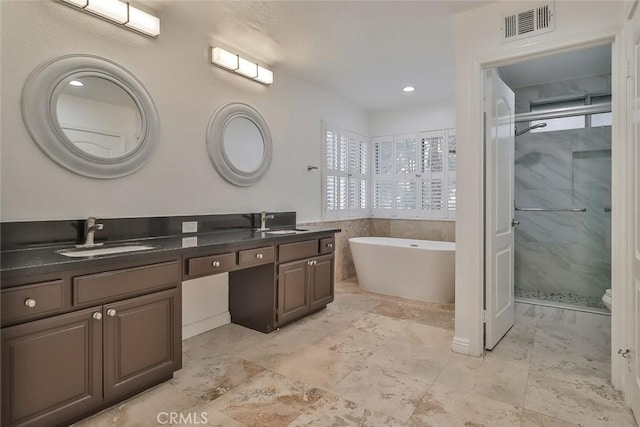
[256,253,263,260]
[313,260,317,265]
[327,243,333,248]
[93,312,102,320]
[107,309,117,317]
[212,261,221,267]
[307,260,312,266]
[24,298,37,308]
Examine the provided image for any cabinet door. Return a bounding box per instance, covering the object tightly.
[1,307,103,427]
[309,254,335,311]
[277,260,309,325]
[103,288,181,401]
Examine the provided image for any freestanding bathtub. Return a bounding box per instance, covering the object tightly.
[349,237,455,303]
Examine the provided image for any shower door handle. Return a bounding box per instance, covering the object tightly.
[511,219,520,227]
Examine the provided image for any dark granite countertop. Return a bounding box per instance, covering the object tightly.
[1,226,340,280]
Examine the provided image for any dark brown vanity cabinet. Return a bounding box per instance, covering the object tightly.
[2,307,103,427]
[1,259,182,427]
[277,240,335,326]
[103,288,181,401]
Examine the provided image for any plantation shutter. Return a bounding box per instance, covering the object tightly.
[419,130,446,218]
[394,134,419,215]
[372,136,394,217]
[446,129,457,217]
[323,122,370,219]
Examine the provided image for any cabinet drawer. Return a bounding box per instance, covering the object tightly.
[238,246,274,266]
[1,280,64,324]
[278,240,319,263]
[319,237,335,254]
[73,261,180,306]
[188,252,236,276]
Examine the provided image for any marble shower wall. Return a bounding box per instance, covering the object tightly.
[513,75,611,298]
[302,219,455,281]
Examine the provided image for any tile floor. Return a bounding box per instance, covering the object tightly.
[75,279,636,427]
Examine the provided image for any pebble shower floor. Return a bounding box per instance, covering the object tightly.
[515,287,606,310]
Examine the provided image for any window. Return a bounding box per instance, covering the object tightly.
[323,122,368,219]
[372,128,456,219]
[323,123,456,220]
[528,94,612,133]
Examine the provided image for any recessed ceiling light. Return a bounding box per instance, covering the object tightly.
[403,86,415,92]
[69,80,84,87]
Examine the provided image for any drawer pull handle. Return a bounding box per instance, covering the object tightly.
[93,312,102,320]
[256,253,263,260]
[212,261,221,267]
[107,309,117,317]
[24,298,37,308]
[327,243,333,248]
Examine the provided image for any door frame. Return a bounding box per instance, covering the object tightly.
[468,28,628,392]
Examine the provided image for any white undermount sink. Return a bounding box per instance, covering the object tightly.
[57,244,157,258]
[265,229,308,235]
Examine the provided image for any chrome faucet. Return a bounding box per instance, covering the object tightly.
[258,211,275,231]
[77,217,104,248]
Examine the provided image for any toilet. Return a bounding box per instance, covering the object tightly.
[602,289,612,311]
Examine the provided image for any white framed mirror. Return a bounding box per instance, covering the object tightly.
[22,54,159,179]
[207,102,273,186]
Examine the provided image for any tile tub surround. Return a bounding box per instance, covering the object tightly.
[370,218,455,242]
[301,219,370,280]
[74,282,634,427]
[302,218,455,281]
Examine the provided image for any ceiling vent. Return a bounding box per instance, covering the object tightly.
[502,3,554,42]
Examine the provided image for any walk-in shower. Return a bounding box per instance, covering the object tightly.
[513,97,612,313]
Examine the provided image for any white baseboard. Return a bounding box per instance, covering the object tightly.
[182,312,230,340]
[451,336,471,355]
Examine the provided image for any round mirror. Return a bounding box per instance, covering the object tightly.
[55,76,142,159]
[22,54,159,178]
[207,103,273,187]
[222,117,264,173]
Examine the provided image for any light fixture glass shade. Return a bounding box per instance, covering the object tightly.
[85,0,128,24]
[125,5,160,37]
[212,47,239,70]
[256,66,274,85]
[61,0,89,7]
[237,57,258,78]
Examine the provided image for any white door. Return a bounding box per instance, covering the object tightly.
[484,69,516,350]
[626,0,640,419]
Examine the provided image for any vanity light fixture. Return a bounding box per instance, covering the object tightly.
[68,80,84,87]
[211,47,274,85]
[403,86,416,92]
[84,0,128,23]
[59,0,160,37]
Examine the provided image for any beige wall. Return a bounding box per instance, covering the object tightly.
[0,2,368,222]
[304,218,455,281]
[453,0,624,357]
